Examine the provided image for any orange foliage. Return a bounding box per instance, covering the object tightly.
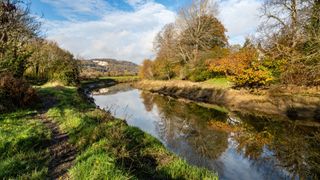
[208,121,241,133]
[139,59,154,79]
[208,47,273,87]
[208,48,258,76]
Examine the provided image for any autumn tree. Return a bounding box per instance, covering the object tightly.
[177,0,227,66]
[0,0,40,77]
[299,0,320,85]
[209,41,273,87]
[153,24,179,79]
[259,0,320,85]
[145,0,228,81]
[139,59,154,80]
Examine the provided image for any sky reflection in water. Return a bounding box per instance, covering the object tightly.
[93,84,320,180]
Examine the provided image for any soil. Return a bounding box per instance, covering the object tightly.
[37,95,77,179]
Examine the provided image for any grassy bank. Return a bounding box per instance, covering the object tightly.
[99,76,139,82]
[136,80,320,122]
[204,77,233,89]
[0,110,51,178]
[0,83,217,179]
[81,76,139,85]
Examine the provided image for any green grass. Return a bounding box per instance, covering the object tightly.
[1,84,217,179]
[81,76,139,86]
[40,85,217,179]
[0,110,51,179]
[204,77,232,89]
[99,75,139,82]
[81,76,139,85]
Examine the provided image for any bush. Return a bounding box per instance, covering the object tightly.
[280,60,320,86]
[53,69,79,86]
[0,73,38,112]
[231,66,273,88]
[188,68,214,82]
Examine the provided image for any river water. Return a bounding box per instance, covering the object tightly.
[92,83,320,180]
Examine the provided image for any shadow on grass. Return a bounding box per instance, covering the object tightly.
[30,85,217,179]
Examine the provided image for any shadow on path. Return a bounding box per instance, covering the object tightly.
[37,95,77,179]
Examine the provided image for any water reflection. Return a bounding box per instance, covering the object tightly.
[235,113,320,179]
[93,84,320,180]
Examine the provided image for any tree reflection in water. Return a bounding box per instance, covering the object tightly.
[140,92,320,179]
[140,91,229,160]
[232,114,320,179]
[93,86,320,179]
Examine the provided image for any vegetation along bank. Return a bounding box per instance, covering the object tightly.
[136,80,320,122]
[0,80,218,179]
[0,1,216,179]
[137,0,320,122]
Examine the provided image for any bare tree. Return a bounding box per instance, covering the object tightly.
[259,0,311,59]
[153,23,180,79]
[154,23,179,63]
[259,0,320,85]
[176,0,227,65]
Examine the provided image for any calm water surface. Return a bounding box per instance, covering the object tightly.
[92,84,320,180]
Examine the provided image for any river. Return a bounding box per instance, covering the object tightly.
[92,83,320,180]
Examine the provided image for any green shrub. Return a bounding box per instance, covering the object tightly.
[53,69,79,86]
[188,68,214,82]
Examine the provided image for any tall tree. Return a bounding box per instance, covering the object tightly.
[259,0,320,85]
[259,0,309,59]
[153,23,179,79]
[139,59,154,80]
[26,39,79,85]
[177,0,227,65]
[0,0,40,77]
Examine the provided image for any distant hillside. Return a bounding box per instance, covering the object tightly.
[80,58,139,77]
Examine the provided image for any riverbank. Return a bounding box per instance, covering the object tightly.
[0,82,217,179]
[136,80,320,121]
[81,76,139,87]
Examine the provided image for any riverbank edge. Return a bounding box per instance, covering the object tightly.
[0,79,218,179]
[69,79,219,178]
[136,80,320,121]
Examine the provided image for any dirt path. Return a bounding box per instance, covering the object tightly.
[38,97,77,179]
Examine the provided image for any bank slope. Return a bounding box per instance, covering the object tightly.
[0,84,218,179]
[136,80,320,121]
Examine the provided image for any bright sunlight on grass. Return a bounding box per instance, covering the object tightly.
[0,110,51,179]
[204,77,233,89]
[39,84,218,179]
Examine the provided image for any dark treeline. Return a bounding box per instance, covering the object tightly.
[139,0,320,87]
[0,0,79,112]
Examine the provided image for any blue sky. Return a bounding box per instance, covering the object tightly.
[30,0,262,64]
[31,0,190,21]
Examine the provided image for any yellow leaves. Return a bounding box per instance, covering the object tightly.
[207,121,241,133]
[208,48,257,76]
[231,67,273,87]
[139,59,154,79]
[208,47,273,87]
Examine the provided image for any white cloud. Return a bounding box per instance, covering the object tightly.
[217,0,262,45]
[43,1,176,64]
[41,0,261,64]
